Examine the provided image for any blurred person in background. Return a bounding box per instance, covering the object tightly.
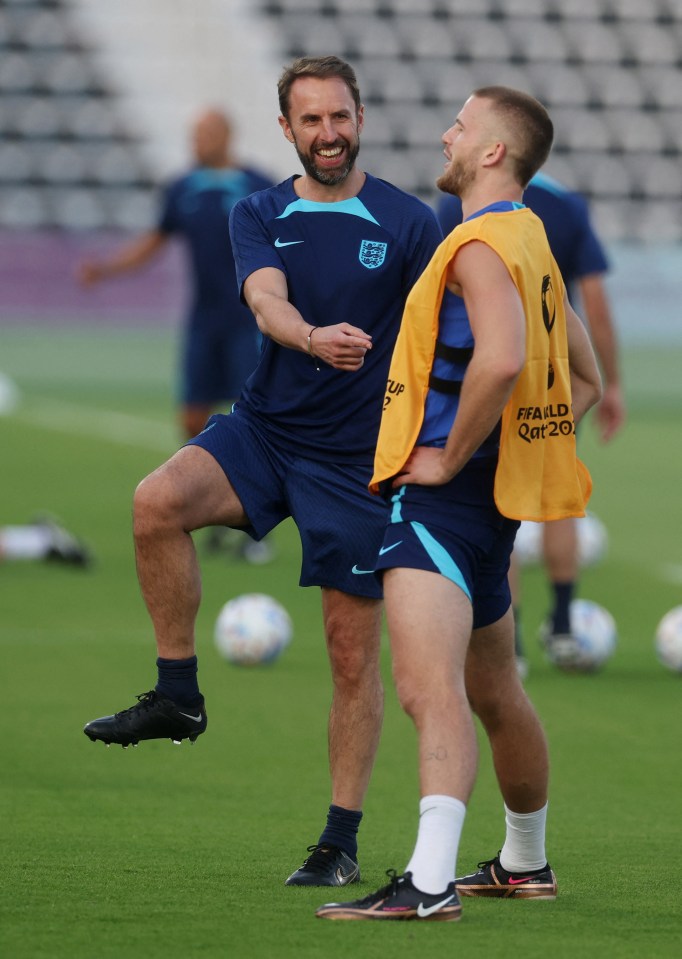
[76,108,276,564]
[438,172,626,674]
[82,55,443,889]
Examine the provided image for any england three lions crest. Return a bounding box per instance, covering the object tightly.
[359,240,387,269]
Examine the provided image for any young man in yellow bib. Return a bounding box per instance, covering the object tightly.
[316,87,602,922]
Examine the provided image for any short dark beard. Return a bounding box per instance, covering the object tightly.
[437,158,475,198]
[295,138,360,187]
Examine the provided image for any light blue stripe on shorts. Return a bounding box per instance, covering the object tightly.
[411,520,472,601]
[390,485,406,523]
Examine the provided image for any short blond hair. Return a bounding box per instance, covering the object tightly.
[474,86,553,186]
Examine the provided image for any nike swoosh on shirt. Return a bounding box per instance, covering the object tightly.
[178,711,204,723]
[416,896,455,918]
[351,565,375,575]
[378,541,402,556]
[274,238,304,248]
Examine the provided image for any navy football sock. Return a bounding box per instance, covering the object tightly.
[155,655,203,707]
[318,804,363,860]
[551,582,574,635]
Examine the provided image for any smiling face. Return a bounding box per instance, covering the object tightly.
[279,76,364,187]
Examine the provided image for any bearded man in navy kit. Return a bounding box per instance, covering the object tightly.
[83,55,442,888]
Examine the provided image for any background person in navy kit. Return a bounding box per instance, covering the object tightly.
[77,108,274,440]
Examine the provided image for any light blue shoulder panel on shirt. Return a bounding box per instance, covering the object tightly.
[275,196,380,225]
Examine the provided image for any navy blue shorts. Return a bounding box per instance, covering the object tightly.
[376,457,519,629]
[186,411,387,598]
[180,323,261,406]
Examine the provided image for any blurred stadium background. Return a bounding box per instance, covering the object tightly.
[0,0,680,337]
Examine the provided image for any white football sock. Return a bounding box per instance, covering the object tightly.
[405,794,466,894]
[0,526,53,561]
[499,802,548,872]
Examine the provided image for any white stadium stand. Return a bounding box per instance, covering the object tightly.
[0,0,680,240]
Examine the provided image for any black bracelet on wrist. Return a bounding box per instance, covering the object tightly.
[307,327,320,371]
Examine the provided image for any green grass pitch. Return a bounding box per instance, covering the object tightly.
[1,326,680,958]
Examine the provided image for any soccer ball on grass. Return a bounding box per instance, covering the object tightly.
[214,593,292,666]
[654,606,682,673]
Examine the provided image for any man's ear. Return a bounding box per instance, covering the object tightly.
[482,140,506,168]
[278,114,295,143]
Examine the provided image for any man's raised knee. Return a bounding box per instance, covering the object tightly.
[133,471,183,539]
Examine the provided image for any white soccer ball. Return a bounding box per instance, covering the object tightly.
[544,598,617,673]
[214,593,292,666]
[577,512,608,568]
[654,606,682,673]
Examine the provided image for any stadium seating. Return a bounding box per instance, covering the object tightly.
[0,0,155,229]
[257,0,682,242]
[0,0,680,240]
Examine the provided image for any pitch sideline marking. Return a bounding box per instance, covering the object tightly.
[7,397,177,453]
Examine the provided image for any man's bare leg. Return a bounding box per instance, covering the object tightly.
[133,445,248,658]
[285,589,383,885]
[466,609,549,813]
[84,445,249,746]
[180,403,214,441]
[457,609,557,896]
[383,567,475,896]
[386,569,476,800]
[543,517,578,586]
[324,589,384,811]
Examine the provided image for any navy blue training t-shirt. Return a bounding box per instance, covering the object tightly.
[229,173,442,463]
